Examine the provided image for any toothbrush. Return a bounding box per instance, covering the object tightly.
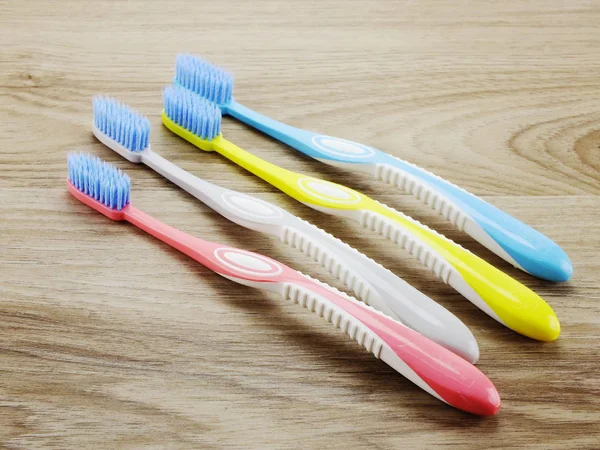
[161,84,561,342]
[91,96,479,363]
[66,152,501,415]
[173,53,572,283]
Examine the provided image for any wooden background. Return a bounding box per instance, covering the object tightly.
[1,0,599,448]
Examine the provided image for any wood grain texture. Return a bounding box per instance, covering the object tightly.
[1,0,599,448]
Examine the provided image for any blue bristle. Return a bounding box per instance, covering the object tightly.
[68,153,131,211]
[163,85,222,140]
[174,53,234,105]
[93,96,150,152]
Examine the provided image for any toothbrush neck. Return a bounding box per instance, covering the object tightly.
[225,100,303,141]
[141,149,217,195]
[124,205,212,265]
[213,135,295,186]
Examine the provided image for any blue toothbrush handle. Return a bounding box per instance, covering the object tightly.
[226,100,323,154]
[225,100,572,282]
[373,155,572,282]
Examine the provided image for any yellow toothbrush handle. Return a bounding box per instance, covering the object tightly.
[361,202,560,341]
[163,112,339,206]
[163,113,310,199]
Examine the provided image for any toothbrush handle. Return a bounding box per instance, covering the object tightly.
[283,219,479,362]
[141,150,233,212]
[122,205,499,415]
[358,203,560,341]
[136,152,477,361]
[123,205,237,272]
[226,100,315,149]
[122,205,297,285]
[281,275,499,416]
[225,101,571,282]
[373,154,572,282]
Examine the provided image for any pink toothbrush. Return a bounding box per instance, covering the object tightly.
[67,152,500,416]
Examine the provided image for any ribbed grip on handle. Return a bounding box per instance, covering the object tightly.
[282,280,385,358]
[280,219,480,363]
[282,275,500,416]
[281,226,375,307]
[375,161,469,231]
[374,156,572,282]
[358,205,561,342]
[359,208,456,284]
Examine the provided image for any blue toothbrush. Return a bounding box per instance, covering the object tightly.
[173,53,572,283]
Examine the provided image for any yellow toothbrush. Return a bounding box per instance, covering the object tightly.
[162,84,560,342]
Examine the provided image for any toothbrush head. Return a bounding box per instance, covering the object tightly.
[162,84,223,151]
[92,96,150,163]
[174,53,233,106]
[67,152,131,220]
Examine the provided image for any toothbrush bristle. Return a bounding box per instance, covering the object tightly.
[174,53,234,105]
[93,96,150,152]
[67,153,131,211]
[163,84,222,141]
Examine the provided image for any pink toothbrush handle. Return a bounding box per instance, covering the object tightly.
[123,205,500,415]
[286,277,500,415]
[124,205,298,282]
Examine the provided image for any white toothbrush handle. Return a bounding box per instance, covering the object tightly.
[140,150,477,361]
[353,206,500,319]
[281,217,478,362]
[141,150,232,212]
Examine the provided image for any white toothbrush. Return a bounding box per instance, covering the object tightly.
[92,95,480,363]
